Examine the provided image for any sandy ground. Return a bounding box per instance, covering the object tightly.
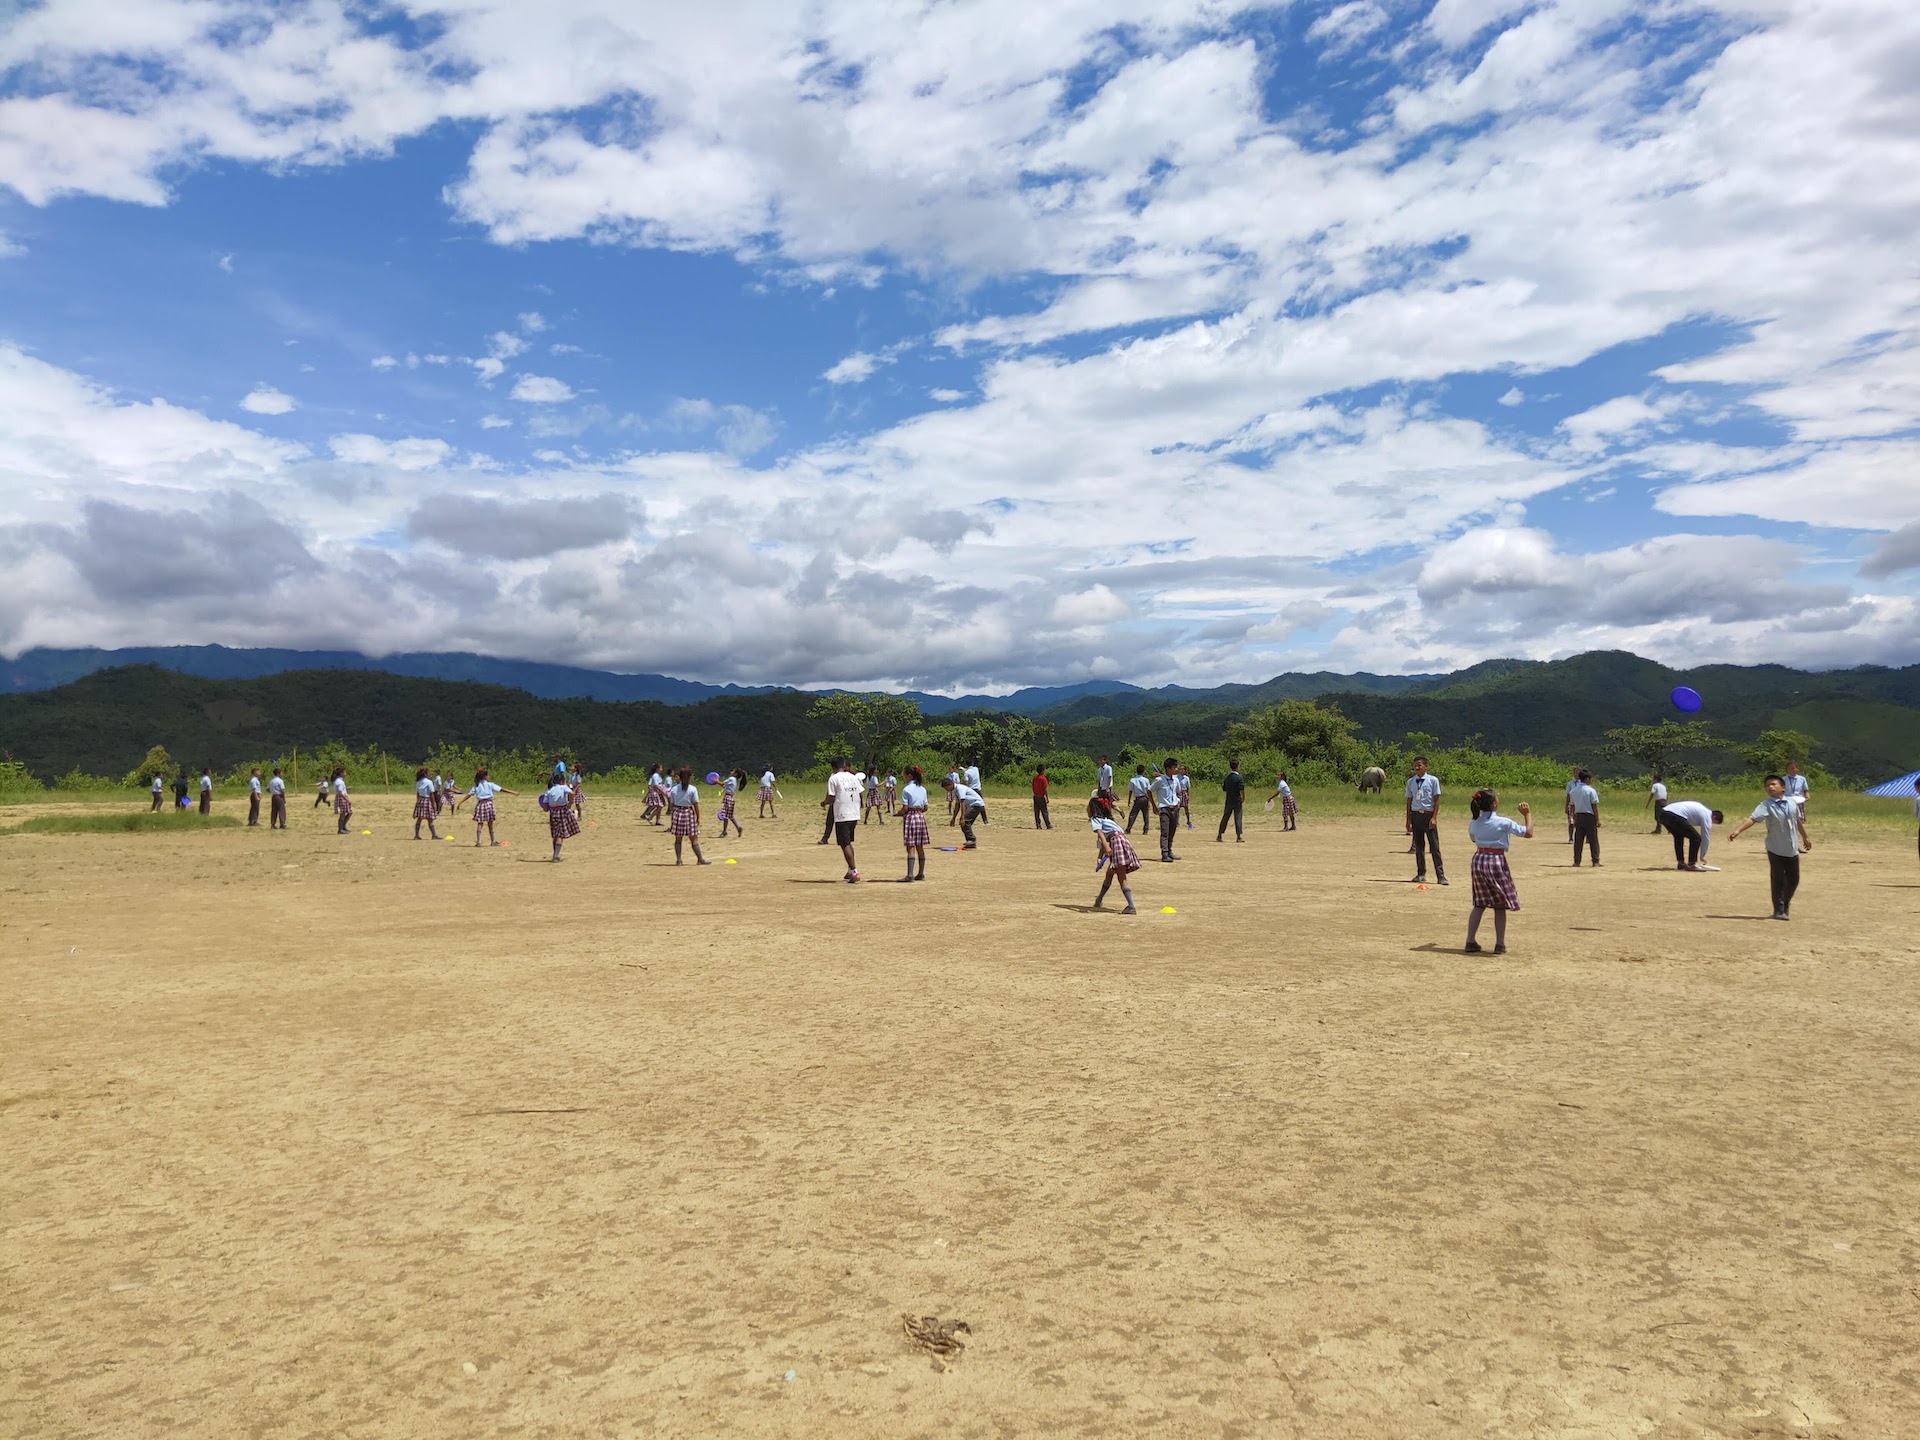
[5,791,1919,1439]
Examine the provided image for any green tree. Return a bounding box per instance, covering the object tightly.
[808,692,923,770]
[1740,729,1813,773]
[1598,720,1716,778]
[122,744,175,788]
[1221,699,1366,778]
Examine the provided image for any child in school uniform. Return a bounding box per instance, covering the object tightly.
[1265,770,1297,831]
[314,775,331,808]
[150,773,165,810]
[462,768,516,847]
[944,776,987,849]
[863,766,883,824]
[199,768,214,815]
[1727,774,1813,920]
[758,766,778,818]
[899,765,930,882]
[644,766,668,826]
[247,769,263,826]
[1465,789,1532,954]
[667,767,711,865]
[542,774,580,860]
[717,769,745,838]
[331,767,352,834]
[268,766,287,829]
[1088,793,1140,914]
[883,770,897,816]
[1176,764,1193,830]
[412,768,441,840]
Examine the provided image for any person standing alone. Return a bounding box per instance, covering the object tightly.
[198,768,214,815]
[1031,765,1052,829]
[1405,757,1446,885]
[247,768,263,827]
[1153,758,1182,862]
[1217,758,1245,843]
[268,766,287,829]
[1646,773,1668,833]
[1569,769,1601,867]
[1727,775,1812,920]
[150,773,165,811]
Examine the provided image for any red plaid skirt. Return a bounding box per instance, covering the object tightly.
[670,805,699,837]
[758,785,773,801]
[1470,849,1520,911]
[901,811,931,847]
[472,798,496,824]
[1106,833,1140,874]
[646,786,668,807]
[1282,795,1297,819]
[412,795,435,820]
[333,794,352,818]
[719,797,735,821]
[549,807,581,841]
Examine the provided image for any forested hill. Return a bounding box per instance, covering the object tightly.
[2,651,1917,784]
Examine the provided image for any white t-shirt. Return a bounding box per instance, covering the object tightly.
[542,782,573,808]
[760,770,776,789]
[669,783,699,807]
[901,782,928,809]
[268,776,284,795]
[827,771,863,821]
[333,776,348,795]
[1662,800,1715,854]
[1650,781,1668,803]
[963,766,981,790]
[1467,813,1527,850]
[471,780,502,801]
[200,774,213,792]
[1097,763,1113,789]
[151,776,163,793]
[724,776,738,797]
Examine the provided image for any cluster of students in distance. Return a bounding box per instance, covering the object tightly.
[170,748,1910,941]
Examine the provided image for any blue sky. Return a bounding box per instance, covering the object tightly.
[0,0,1916,689]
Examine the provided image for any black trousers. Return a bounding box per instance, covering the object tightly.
[199,792,210,814]
[1410,811,1444,878]
[960,803,985,845]
[1572,812,1599,865]
[1768,852,1801,912]
[1032,794,1051,829]
[820,810,837,843]
[150,792,163,811]
[248,794,260,826]
[270,796,286,828]
[1217,794,1243,839]
[1661,813,1702,866]
[1126,795,1152,833]
[1158,808,1179,859]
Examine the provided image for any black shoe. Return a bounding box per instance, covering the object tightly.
[1464,940,1483,953]
[1492,944,1506,954]
[1437,876,1449,886]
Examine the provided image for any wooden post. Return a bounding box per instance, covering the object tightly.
[382,756,390,794]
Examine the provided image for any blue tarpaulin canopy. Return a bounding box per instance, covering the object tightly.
[1864,769,1920,797]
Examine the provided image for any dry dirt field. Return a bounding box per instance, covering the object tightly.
[5,792,1919,1438]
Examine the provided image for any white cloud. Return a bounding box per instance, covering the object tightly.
[328,434,453,471]
[1308,2,1390,51]
[517,311,549,333]
[510,374,574,403]
[217,252,233,272]
[479,414,512,429]
[239,385,295,415]
[823,351,884,385]
[929,388,967,403]
[1497,387,1524,407]
[371,355,398,371]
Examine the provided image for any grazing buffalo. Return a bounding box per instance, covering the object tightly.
[1357,766,1387,794]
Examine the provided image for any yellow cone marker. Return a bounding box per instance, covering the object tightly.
[1160,905,1177,914]
[362,829,372,836]
[724,858,737,864]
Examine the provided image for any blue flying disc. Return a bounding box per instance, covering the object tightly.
[706,771,721,785]
[1670,685,1703,713]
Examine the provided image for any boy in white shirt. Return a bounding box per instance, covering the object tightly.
[1126,765,1153,834]
[1657,799,1724,870]
[1645,774,1668,833]
[247,768,263,827]
[1569,770,1601,867]
[150,773,165,811]
[198,768,214,816]
[1727,774,1812,919]
[758,766,778,818]
[823,759,864,880]
[268,766,287,829]
[945,776,987,850]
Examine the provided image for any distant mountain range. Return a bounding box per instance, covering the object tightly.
[0,644,1443,715]
[2,646,1917,781]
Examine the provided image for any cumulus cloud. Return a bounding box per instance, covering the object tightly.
[1861,520,1920,579]
[510,374,574,403]
[240,385,295,415]
[406,493,637,558]
[823,351,884,384]
[327,434,452,471]
[50,494,314,603]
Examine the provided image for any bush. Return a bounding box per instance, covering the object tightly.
[121,744,175,789]
[0,757,42,794]
[52,767,121,792]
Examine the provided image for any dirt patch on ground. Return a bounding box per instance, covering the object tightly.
[5,795,1917,1437]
